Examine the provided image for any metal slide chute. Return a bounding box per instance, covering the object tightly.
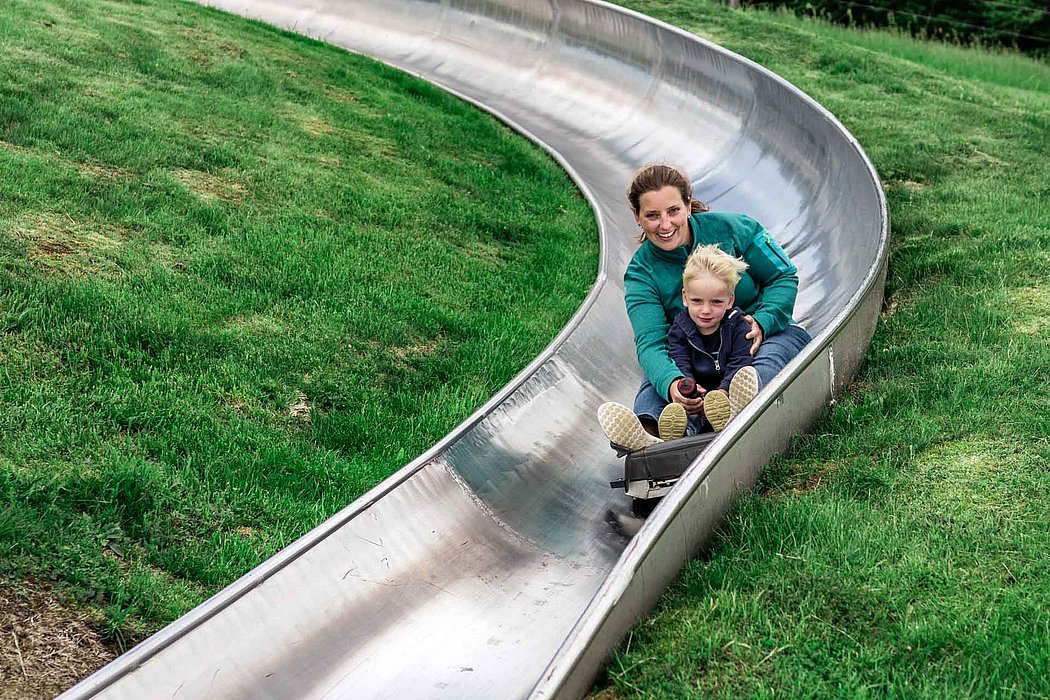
[60,1,887,698]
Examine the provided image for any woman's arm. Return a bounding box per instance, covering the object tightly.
[734,216,799,338]
[624,267,681,401]
[667,320,694,380]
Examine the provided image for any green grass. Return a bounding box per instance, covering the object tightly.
[818,23,1050,92]
[3,0,1047,695]
[595,2,1049,698]
[0,0,596,647]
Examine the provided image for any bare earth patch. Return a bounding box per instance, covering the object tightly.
[966,148,1005,168]
[74,161,132,181]
[171,168,246,203]
[6,214,125,276]
[277,101,338,137]
[899,438,1034,523]
[882,178,929,192]
[300,114,335,136]
[226,313,286,337]
[288,391,311,421]
[766,457,846,499]
[880,297,899,320]
[392,336,444,363]
[324,85,359,102]
[1009,285,1049,336]
[0,581,117,700]
[314,154,343,167]
[349,336,446,372]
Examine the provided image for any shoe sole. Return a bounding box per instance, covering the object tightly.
[657,402,688,441]
[597,402,662,452]
[729,366,759,417]
[704,390,730,432]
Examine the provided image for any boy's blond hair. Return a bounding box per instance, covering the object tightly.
[683,244,748,291]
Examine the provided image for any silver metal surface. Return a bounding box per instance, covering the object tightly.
[59,1,888,698]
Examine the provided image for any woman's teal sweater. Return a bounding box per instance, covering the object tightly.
[624,211,799,400]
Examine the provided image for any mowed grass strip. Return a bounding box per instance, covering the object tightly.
[594,2,1049,698]
[0,0,597,669]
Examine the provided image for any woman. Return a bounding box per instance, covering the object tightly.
[600,163,811,450]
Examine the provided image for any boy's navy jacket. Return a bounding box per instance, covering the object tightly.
[668,307,754,392]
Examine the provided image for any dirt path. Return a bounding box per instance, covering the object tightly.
[0,581,118,699]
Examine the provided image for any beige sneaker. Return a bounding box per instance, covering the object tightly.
[657,402,688,441]
[597,402,663,452]
[703,390,731,432]
[729,366,760,418]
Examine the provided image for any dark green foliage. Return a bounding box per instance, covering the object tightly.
[742,0,1050,54]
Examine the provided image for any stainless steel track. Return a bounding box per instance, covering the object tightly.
[60,1,888,698]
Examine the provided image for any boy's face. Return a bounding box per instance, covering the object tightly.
[682,273,733,335]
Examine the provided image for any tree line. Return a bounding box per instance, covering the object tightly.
[737,0,1049,54]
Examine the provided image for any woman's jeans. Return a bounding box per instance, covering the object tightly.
[633,324,812,426]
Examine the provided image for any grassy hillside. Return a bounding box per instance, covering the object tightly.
[594,2,1049,698]
[0,0,596,695]
[1,0,1046,697]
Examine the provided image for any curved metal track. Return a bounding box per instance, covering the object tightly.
[60,1,888,698]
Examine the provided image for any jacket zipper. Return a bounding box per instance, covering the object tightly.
[687,333,723,371]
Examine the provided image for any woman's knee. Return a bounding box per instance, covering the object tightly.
[632,378,668,423]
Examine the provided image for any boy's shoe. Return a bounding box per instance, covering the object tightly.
[703,390,731,432]
[729,366,760,418]
[657,402,688,441]
[597,402,663,452]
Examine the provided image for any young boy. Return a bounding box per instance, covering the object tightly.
[597,244,759,451]
[667,244,759,435]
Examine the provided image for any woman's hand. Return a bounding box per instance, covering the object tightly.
[669,378,705,415]
[744,315,764,356]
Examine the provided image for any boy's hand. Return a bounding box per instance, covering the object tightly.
[670,378,704,415]
[744,314,764,355]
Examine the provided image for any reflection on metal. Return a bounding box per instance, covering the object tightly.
[59,1,887,698]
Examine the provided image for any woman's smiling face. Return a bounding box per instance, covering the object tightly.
[635,185,691,251]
